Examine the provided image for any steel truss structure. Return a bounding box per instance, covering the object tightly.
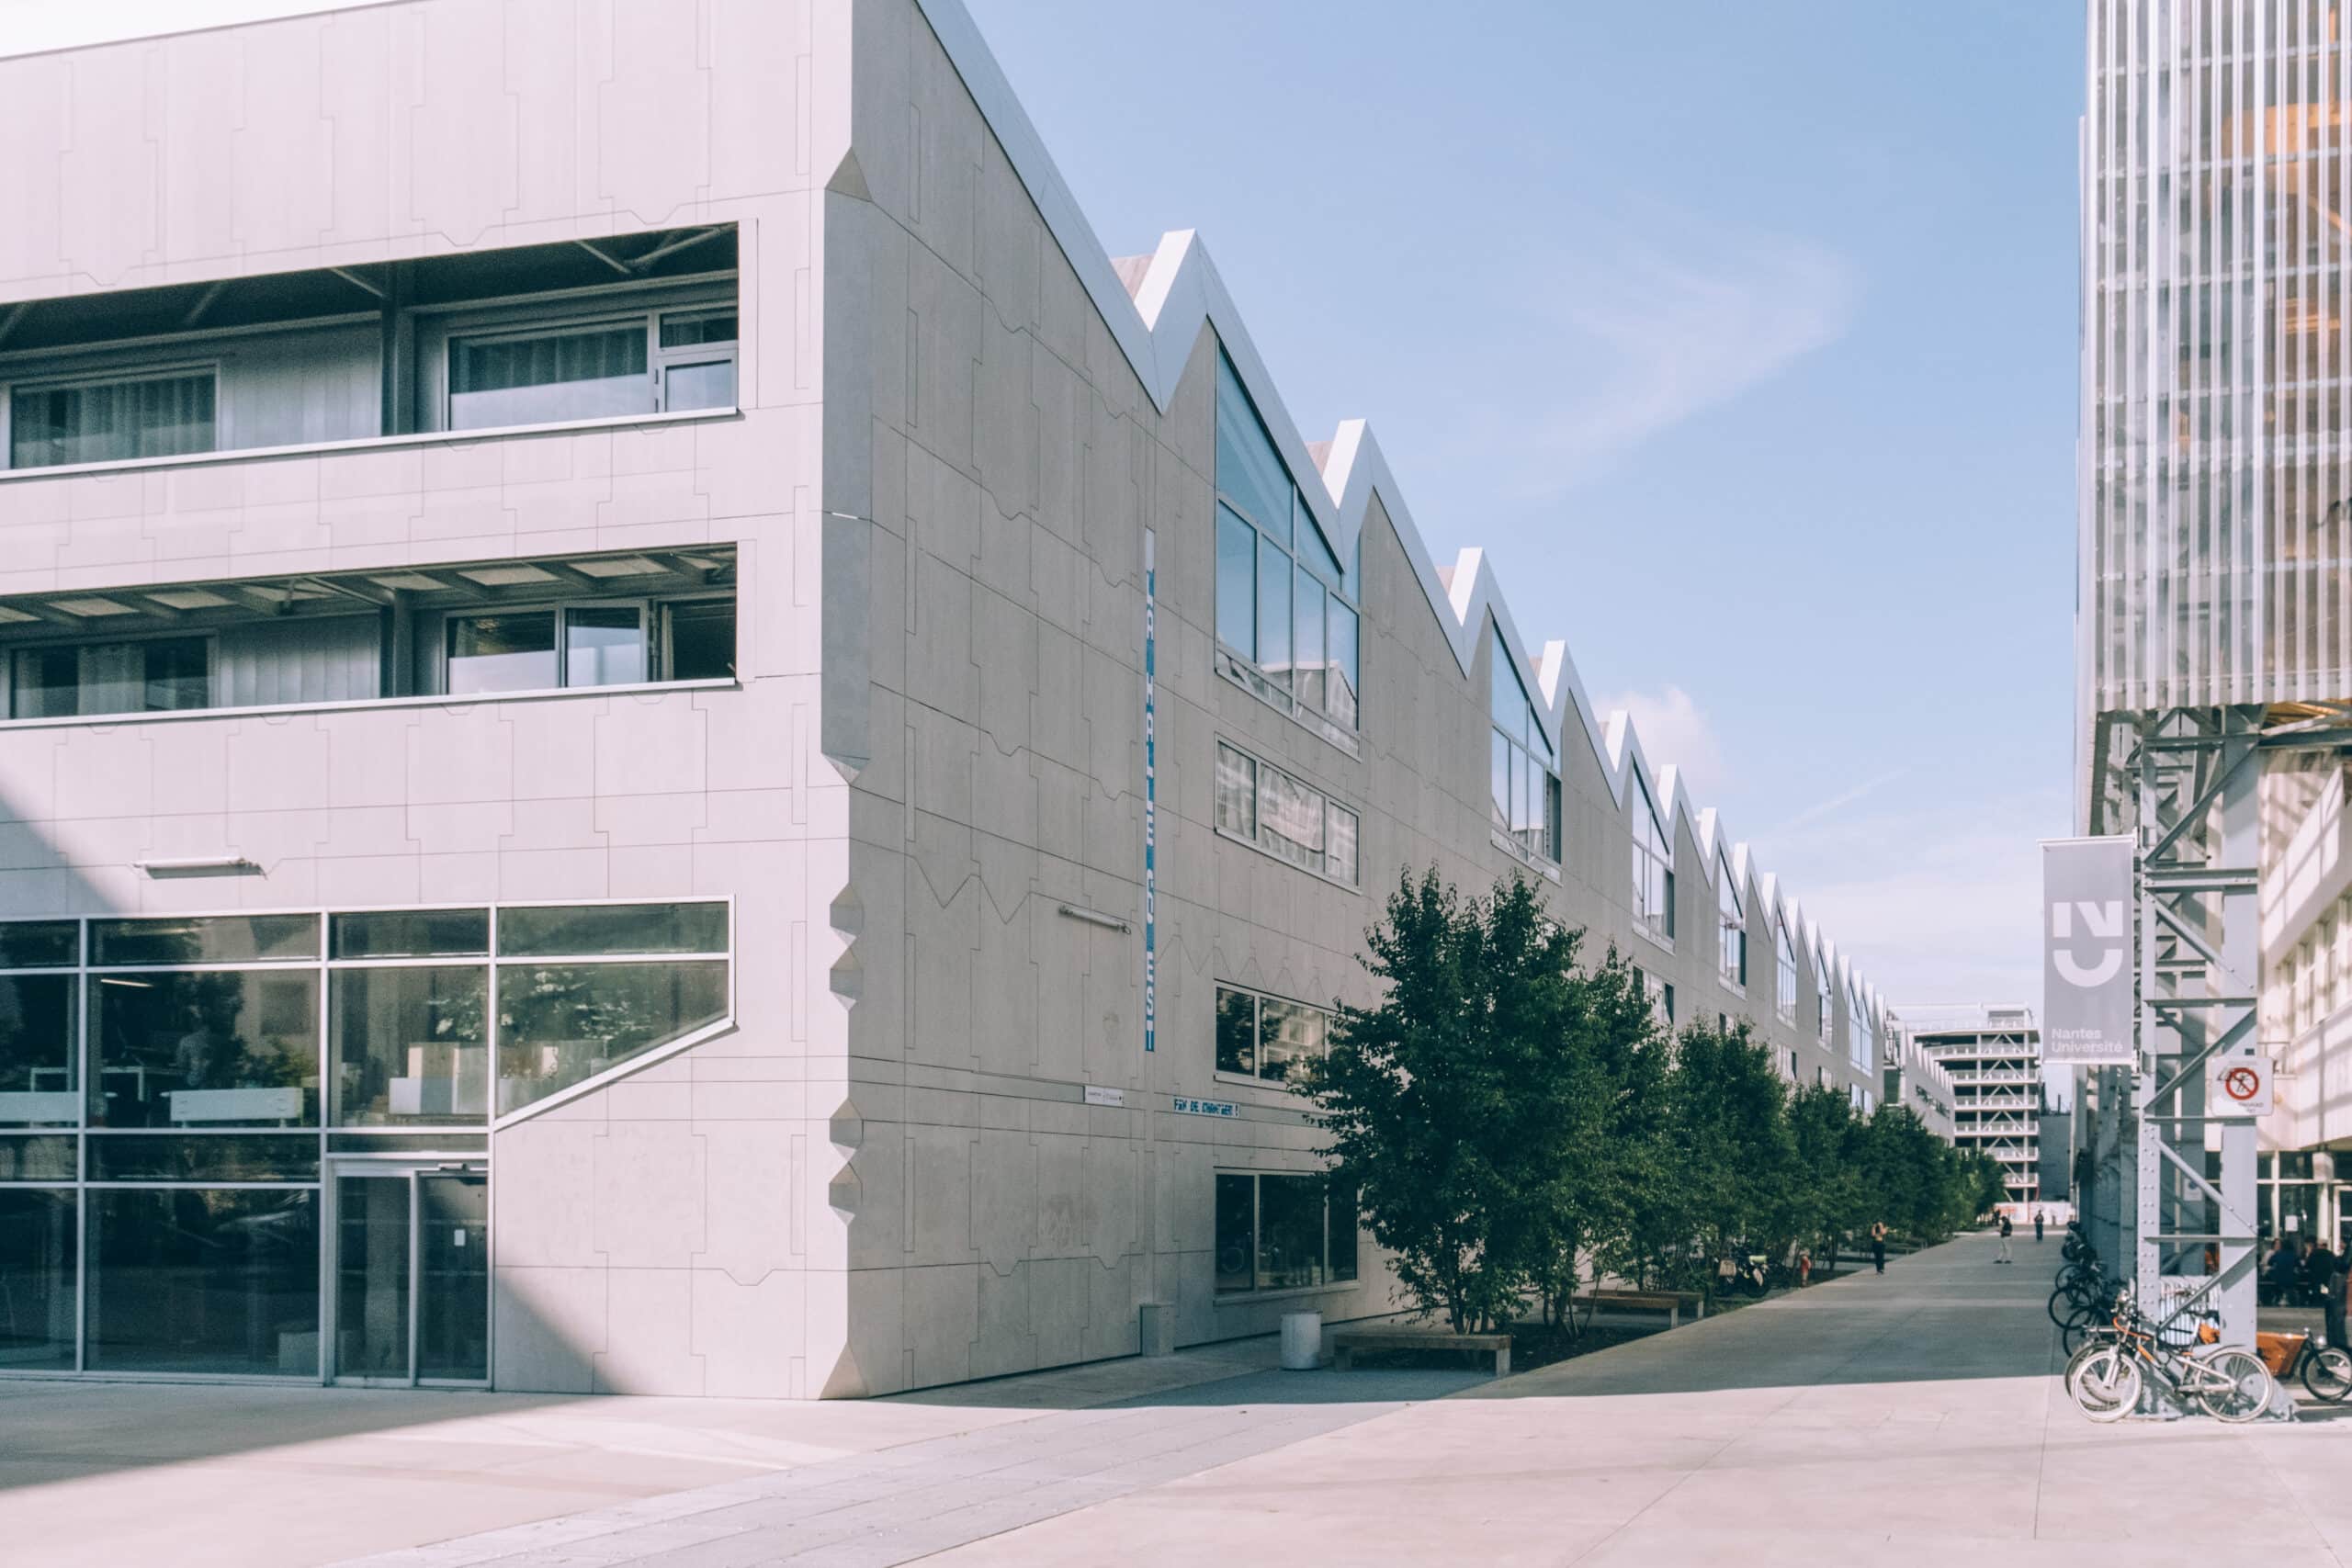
[2081,704,2352,1353]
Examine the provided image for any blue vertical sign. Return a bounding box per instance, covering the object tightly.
[1142,528,1157,1052]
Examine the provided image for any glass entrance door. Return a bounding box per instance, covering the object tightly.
[331,1164,488,1385]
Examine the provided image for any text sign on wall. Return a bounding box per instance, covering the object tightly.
[2041,837,2137,1066]
[1170,1096,1235,1118]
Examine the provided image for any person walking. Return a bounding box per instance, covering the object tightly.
[1870,1220,1889,1275]
[1996,1211,2014,1264]
[1796,1247,1813,1289]
[2034,1209,2045,1244]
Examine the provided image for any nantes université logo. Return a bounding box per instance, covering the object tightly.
[2049,897,2124,987]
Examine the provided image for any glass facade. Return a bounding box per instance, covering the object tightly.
[1214,984,1334,1087]
[1213,741,1361,886]
[0,900,729,1379]
[2084,0,2352,712]
[1717,853,1747,987]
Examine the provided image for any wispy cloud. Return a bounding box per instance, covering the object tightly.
[1596,685,1729,807]
[1764,768,1909,838]
[1496,215,1859,491]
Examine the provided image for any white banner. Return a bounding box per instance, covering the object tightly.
[2042,837,2137,1066]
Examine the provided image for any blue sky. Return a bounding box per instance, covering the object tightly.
[4,0,2083,1010]
[962,0,2085,1010]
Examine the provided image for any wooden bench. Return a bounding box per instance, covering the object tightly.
[1331,1325,1511,1376]
[1570,1291,1690,1329]
[1586,1288,1704,1323]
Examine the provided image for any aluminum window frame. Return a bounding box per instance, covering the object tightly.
[1630,772,1675,945]
[424,285,737,435]
[1211,739,1361,888]
[432,597,656,695]
[1716,852,1747,990]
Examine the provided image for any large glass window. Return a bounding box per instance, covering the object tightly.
[1717,854,1747,987]
[333,967,490,1126]
[1213,355,1359,730]
[1776,920,1799,1025]
[10,636,211,719]
[0,1189,74,1371]
[91,969,322,1128]
[1631,774,1674,941]
[1213,1171,1360,1294]
[1815,953,1834,1045]
[1213,741,1360,886]
[1489,638,1561,864]
[85,1188,319,1376]
[1214,984,1333,1086]
[10,369,216,468]
[492,902,729,1115]
[447,306,736,432]
[1850,987,1874,1073]
[0,974,78,1127]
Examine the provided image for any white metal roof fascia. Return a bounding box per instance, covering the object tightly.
[909,0,1891,1022]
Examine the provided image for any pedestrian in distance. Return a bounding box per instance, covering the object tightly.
[1870,1220,1888,1275]
[1996,1211,2014,1263]
[2034,1209,2045,1244]
[1797,1247,1813,1289]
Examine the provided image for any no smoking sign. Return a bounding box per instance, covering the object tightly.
[2206,1053,2274,1117]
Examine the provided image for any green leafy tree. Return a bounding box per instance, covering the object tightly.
[1663,1017,1793,1279]
[1301,870,1568,1332]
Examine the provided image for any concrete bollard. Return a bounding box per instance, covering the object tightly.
[1137,1302,1178,1358]
[1280,1311,1322,1371]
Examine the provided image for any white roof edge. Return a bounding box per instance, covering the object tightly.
[910,0,1888,1027]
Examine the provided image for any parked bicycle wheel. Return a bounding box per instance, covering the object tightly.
[2193,1348,2274,1424]
[2302,1343,2352,1404]
[2072,1345,2141,1422]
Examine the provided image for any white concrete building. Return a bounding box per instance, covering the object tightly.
[0,0,1897,1397]
[1881,1017,1959,1141]
[1896,1006,2043,1211]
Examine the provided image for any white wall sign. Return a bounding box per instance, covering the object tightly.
[1083,1085,1125,1107]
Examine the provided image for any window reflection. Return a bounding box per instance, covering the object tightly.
[333,966,490,1126]
[496,959,727,1115]
[91,970,321,1127]
[86,1189,318,1376]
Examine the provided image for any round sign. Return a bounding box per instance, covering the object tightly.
[2222,1065,2262,1102]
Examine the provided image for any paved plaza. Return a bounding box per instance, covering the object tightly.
[3,1233,2345,1567]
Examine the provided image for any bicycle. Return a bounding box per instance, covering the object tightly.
[2258,1328,2352,1404]
[2065,1292,2275,1423]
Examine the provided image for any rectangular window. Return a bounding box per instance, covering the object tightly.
[1214,354,1358,730]
[10,369,216,468]
[1815,954,1834,1045]
[1216,506,1259,657]
[10,635,212,719]
[1489,634,1560,864]
[1214,740,1361,886]
[1776,922,1799,1025]
[1717,853,1747,987]
[1216,983,1334,1087]
[447,305,737,432]
[85,1188,319,1376]
[0,975,78,1127]
[90,968,322,1128]
[1212,1170,1357,1294]
[444,604,651,695]
[1631,774,1674,941]
[449,322,649,430]
[331,965,491,1126]
[0,1189,74,1371]
[664,598,737,681]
